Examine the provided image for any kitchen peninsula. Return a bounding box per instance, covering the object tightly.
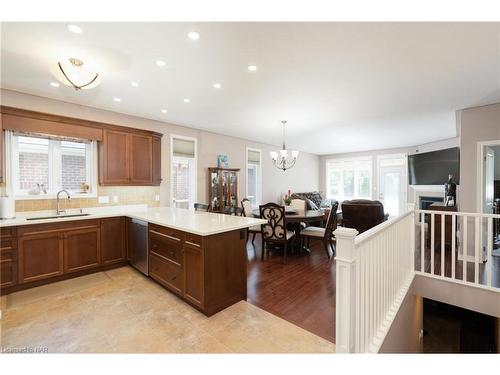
[0,206,266,316]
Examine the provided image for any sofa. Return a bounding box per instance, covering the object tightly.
[290,191,337,210]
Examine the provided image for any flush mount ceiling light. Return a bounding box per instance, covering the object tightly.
[161,109,168,113]
[66,24,83,34]
[213,83,221,89]
[183,98,191,103]
[50,82,60,88]
[270,120,299,171]
[131,82,139,87]
[248,65,257,72]
[187,31,200,40]
[113,97,121,102]
[156,60,166,67]
[55,57,99,90]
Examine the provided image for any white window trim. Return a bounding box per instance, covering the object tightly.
[325,156,373,202]
[245,147,262,208]
[5,131,97,200]
[170,134,198,209]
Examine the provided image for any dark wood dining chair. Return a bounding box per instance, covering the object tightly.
[259,203,295,263]
[241,198,260,245]
[223,206,243,216]
[299,202,339,259]
[194,203,210,212]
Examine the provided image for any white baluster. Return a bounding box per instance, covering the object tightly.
[451,214,456,280]
[431,213,435,275]
[463,216,468,282]
[474,216,480,284]
[421,212,425,272]
[487,217,493,287]
[441,214,445,277]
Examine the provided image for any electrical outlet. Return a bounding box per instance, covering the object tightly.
[113,196,119,203]
[419,329,424,341]
[155,194,160,201]
[98,196,109,204]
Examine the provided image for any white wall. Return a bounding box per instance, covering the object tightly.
[1,89,320,206]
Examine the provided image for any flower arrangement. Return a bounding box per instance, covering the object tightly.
[283,189,292,205]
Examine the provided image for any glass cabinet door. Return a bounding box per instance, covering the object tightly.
[210,169,220,211]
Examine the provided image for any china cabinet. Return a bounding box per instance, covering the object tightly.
[208,167,240,213]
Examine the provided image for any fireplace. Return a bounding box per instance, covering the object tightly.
[419,196,444,210]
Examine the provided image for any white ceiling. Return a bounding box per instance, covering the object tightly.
[1,22,499,155]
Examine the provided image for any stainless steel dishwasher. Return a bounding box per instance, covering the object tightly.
[129,219,148,275]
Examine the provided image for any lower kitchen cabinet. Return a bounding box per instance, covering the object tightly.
[1,230,18,288]
[63,227,101,273]
[18,231,64,283]
[148,224,246,316]
[101,217,126,265]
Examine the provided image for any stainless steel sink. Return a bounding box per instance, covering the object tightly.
[26,213,91,221]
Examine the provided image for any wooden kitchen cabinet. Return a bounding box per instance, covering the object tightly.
[152,135,162,186]
[63,227,100,273]
[148,224,246,316]
[101,217,126,265]
[99,129,161,186]
[18,230,64,284]
[129,133,152,184]
[99,129,130,185]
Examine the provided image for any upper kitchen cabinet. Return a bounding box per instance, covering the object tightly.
[99,129,162,186]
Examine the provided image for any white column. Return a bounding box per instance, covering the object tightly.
[334,227,359,353]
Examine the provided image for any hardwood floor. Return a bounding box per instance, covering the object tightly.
[246,235,336,343]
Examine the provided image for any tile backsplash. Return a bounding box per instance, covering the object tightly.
[10,186,160,212]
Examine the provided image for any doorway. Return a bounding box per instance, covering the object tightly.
[377,154,407,217]
[170,135,197,209]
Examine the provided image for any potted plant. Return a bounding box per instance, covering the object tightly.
[283,189,292,206]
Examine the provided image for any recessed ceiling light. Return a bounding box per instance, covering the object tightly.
[161,109,168,114]
[66,24,83,34]
[183,98,191,103]
[131,82,139,87]
[50,82,60,88]
[156,60,166,67]
[187,31,200,40]
[213,83,221,89]
[113,97,121,102]
[248,65,257,72]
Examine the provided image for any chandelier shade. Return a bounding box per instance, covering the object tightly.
[53,57,100,90]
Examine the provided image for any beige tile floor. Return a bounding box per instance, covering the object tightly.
[0,267,335,353]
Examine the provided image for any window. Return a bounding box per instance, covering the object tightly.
[326,157,372,202]
[171,136,197,209]
[246,148,262,207]
[9,133,95,197]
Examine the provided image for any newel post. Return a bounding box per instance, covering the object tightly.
[333,227,359,353]
[407,202,416,272]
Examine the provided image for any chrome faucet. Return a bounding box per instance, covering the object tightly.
[56,189,71,215]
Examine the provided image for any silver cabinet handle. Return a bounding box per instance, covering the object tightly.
[185,240,200,248]
[150,230,180,242]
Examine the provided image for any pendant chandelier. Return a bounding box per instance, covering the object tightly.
[270,120,299,171]
[55,57,100,90]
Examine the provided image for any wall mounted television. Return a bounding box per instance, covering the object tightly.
[408,147,460,185]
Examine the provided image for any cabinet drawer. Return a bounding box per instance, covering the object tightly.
[149,230,182,266]
[149,224,184,242]
[1,238,17,262]
[0,226,16,238]
[185,233,202,249]
[149,253,183,295]
[1,261,17,288]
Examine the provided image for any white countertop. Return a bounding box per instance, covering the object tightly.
[0,205,266,236]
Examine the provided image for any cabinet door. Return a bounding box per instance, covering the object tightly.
[100,129,130,184]
[183,240,203,308]
[149,252,183,296]
[18,232,63,283]
[101,217,126,265]
[63,227,101,273]
[129,133,152,184]
[152,135,162,186]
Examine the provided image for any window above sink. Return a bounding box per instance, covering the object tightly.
[4,131,98,200]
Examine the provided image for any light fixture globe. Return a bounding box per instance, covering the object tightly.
[270,120,299,171]
[53,57,100,90]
